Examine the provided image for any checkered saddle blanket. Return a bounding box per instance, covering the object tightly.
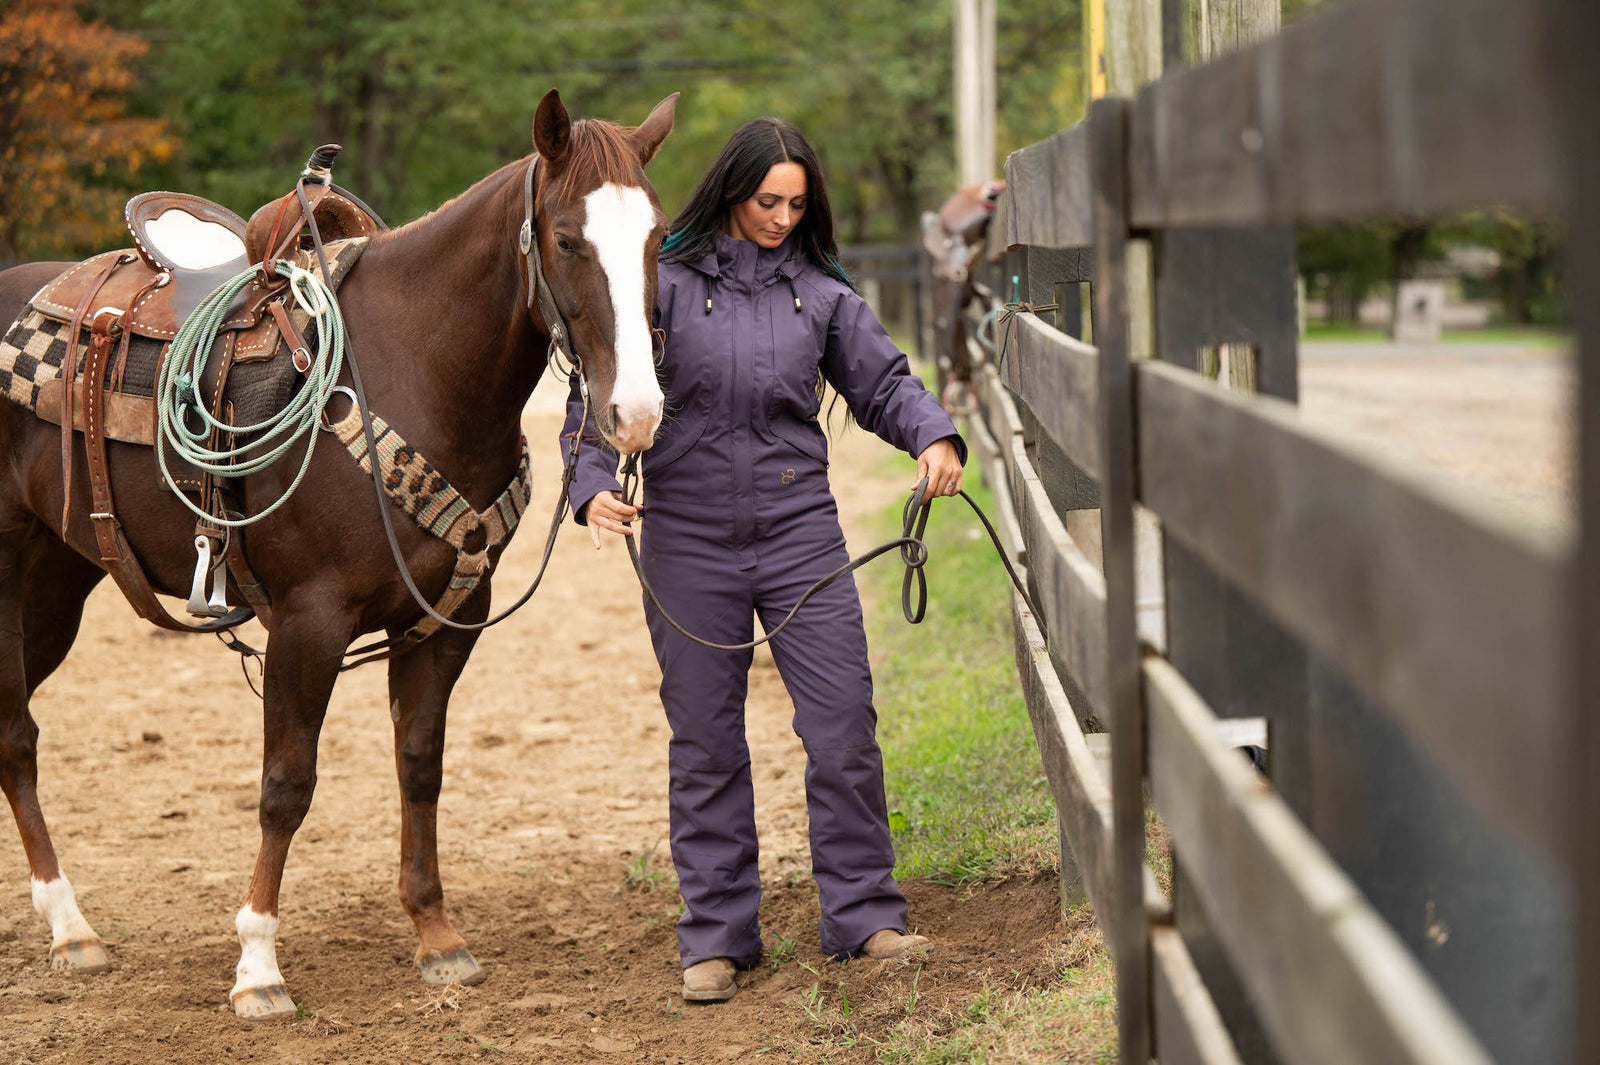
[0,239,367,442]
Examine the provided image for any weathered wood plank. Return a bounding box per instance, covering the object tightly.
[1565,0,1600,1057]
[1135,360,1571,861]
[962,397,1026,564]
[985,187,1013,261]
[1091,94,1152,1065]
[1128,0,1565,227]
[1151,925,1246,1065]
[998,312,1102,481]
[1143,656,1495,1065]
[1004,122,1094,250]
[975,363,1024,443]
[1010,594,1115,922]
[1001,431,1110,717]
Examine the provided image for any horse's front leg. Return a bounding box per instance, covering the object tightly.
[230,603,347,1020]
[388,613,487,987]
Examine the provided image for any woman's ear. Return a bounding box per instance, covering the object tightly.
[533,88,571,167]
[633,92,679,166]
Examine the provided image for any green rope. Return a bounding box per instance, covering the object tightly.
[155,260,344,527]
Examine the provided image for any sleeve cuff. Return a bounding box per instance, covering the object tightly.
[569,476,624,526]
[913,429,968,467]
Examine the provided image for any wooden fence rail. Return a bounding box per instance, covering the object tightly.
[935,0,1589,1061]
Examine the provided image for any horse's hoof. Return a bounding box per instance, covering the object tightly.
[49,938,111,974]
[232,984,298,1021]
[418,947,485,987]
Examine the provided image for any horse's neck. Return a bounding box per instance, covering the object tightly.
[353,163,542,499]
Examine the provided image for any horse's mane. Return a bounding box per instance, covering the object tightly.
[556,118,644,202]
[379,119,640,242]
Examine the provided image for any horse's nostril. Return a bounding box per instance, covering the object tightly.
[610,403,623,429]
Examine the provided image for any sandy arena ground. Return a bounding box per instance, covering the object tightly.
[0,341,1571,1063]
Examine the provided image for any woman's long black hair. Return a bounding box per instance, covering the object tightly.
[664,118,852,286]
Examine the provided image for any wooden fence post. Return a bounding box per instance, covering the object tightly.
[1092,93,1150,1065]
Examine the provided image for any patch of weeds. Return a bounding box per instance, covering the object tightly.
[1145,804,1174,899]
[618,839,675,894]
[764,932,797,969]
[873,927,1118,1064]
[903,966,922,1015]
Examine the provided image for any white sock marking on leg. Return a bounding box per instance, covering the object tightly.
[231,906,285,998]
[31,875,97,949]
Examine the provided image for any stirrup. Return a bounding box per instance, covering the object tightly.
[186,534,230,618]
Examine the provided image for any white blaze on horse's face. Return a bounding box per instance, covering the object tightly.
[583,182,664,454]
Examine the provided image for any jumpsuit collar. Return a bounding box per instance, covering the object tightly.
[694,232,804,313]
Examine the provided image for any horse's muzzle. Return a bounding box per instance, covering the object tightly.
[608,399,662,455]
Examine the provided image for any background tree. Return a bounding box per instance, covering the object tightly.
[96,0,1078,242]
[0,0,176,264]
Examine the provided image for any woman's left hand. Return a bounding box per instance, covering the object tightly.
[915,438,964,498]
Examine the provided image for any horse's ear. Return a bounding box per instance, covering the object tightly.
[632,92,679,166]
[533,89,571,167]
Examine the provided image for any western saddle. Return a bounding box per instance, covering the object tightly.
[34,145,383,633]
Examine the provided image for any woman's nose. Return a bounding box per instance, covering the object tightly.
[774,206,791,227]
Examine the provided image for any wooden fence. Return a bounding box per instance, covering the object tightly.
[937,0,1595,1061]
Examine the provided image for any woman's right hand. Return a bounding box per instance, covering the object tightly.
[584,491,642,550]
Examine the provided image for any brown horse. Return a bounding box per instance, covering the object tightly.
[0,89,674,1019]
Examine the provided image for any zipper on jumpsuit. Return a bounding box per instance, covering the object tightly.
[729,244,759,571]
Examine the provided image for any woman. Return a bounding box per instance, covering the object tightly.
[562,118,965,1003]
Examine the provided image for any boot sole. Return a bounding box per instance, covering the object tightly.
[681,983,738,1003]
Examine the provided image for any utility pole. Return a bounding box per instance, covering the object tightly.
[1193,0,1282,392]
[953,0,997,185]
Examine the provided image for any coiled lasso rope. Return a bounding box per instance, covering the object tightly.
[155,261,343,526]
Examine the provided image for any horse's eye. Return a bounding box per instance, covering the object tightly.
[557,237,578,254]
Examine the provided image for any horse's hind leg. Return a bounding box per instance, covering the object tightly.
[230,603,346,1020]
[0,530,109,974]
[388,619,486,987]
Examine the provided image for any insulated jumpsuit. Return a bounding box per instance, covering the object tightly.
[564,232,965,967]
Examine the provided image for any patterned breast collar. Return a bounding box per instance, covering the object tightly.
[328,403,533,639]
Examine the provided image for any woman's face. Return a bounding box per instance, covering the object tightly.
[727,162,807,248]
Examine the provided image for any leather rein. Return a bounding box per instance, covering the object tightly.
[327,155,590,669]
[615,456,1037,653]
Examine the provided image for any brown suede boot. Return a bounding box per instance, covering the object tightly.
[681,957,738,1002]
[861,929,932,960]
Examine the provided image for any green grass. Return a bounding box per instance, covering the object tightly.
[757,447,1122,1064]
[1304,320,1571,346]
[863,453,1056,885]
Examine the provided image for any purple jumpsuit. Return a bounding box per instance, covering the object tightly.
[563,232,965,967]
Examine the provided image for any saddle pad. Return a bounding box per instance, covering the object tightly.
[0,238,368,443]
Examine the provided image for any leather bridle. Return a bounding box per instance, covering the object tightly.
[335,155,593,667]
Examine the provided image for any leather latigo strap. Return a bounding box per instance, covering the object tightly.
[78,278,252,633]
[60,253,134,532]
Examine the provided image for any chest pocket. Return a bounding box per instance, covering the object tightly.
[761,289,832,462]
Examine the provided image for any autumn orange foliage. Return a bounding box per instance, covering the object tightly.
[0,0,178,263]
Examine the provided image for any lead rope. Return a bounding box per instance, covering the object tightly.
[617,455,1037,652]
[276,174,589,669]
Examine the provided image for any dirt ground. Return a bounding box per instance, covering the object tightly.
[1300,341,1574,529]
[0,386,1078,1065]
[0,341,1570,1064]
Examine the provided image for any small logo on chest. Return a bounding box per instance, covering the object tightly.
[781,468,796,485]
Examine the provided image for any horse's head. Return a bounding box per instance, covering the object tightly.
[530,89,676,455]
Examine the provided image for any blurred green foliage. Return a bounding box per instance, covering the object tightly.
[69,0,1081,248]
